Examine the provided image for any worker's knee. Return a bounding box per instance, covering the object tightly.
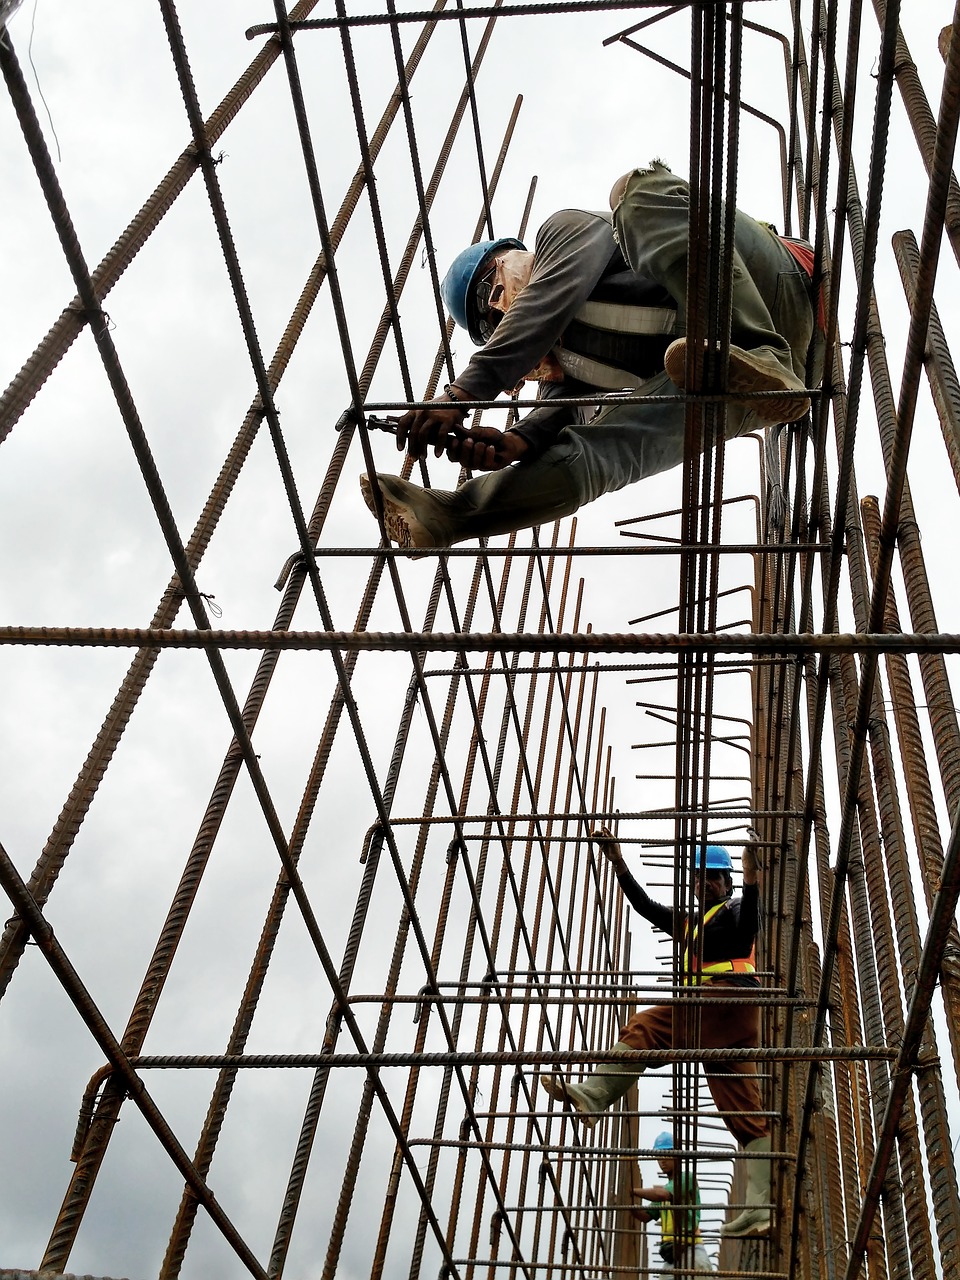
[731,1116,769,1146]
[609,160,677,212]
[608,170,634,212]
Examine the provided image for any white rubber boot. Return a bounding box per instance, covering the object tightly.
[721,1135,772,1237]
[540,1043,641,1130]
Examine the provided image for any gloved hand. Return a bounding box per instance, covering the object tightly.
[592,825,624,867]
[742,842,761,876]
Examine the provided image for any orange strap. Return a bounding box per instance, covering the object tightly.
[700,957,756,975]
[683,901,755,983]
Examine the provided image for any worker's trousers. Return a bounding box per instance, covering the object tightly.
[417,162,822,545]
[657,1242,715,1274]
[620,979,768,1147]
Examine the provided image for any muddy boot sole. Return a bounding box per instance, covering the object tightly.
[360,473,446,556]
[665,337,810,423]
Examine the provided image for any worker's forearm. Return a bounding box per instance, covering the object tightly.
[508,403,578,459]
[635,1185,670,1202]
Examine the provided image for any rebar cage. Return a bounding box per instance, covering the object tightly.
[1,3,959,1279]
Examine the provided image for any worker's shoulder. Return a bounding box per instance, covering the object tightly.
[535,207,616,257]
[536,207,614,234]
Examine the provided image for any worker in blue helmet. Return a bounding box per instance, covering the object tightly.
[631,1131,715,1272]
[540,830,771,1239]
[361,160,822,553]
[439,237,527,344]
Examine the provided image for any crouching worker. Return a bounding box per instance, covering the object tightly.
[361,160,820,553]
[632,1130,714,1273]
[541,828,771,1238]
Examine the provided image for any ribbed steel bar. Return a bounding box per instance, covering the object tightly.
[860,494,960,1087]
[346,990,811,1007]
[892,230,960,495]
[32,0,476,1265]
[788,13,960,1275]
[247,0,696,38]
[0,0,327,440]
[7,2,960,1276]
[843,798,960,1278]
[153,21,487,1256]
[125,1046,896,1068]
[0,0,449,1007]
[0,843,269,1280]
[5,626,960,653]
[869,0,960,271]
[865,231,960,822]
[845,579,940,1277]
[608,31,791,229]
[857,541,960,1274]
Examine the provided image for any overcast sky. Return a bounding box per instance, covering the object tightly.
[2,3,958,1277]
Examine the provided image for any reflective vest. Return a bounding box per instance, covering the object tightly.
[660,1179,703,1247]
[682,899,756,984]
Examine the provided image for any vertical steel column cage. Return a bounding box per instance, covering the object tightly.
[1,3,959,1279]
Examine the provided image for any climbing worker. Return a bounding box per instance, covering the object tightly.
[631,1130,715,1272]
[540,828,771,1239]
[361,159,822,552]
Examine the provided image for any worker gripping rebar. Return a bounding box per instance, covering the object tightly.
[540,828,772,1240]
[361,160,822,553]
[631,1130,716,1272]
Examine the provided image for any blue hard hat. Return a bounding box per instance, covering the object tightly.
[441,237,525,345]
[694,844,733,872]
[653,1131,675,1152]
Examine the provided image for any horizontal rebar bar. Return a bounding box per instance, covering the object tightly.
[0,842,268,1280]
[298,543,831,557]
[3,627,960,654]
[123,1046,896,1069]
[246,1,759,37]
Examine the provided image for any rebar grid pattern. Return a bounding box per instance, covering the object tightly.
[1,3,959,1280]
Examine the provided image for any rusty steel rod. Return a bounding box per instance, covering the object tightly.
[3,625,960,654]
[7,1,960,1276]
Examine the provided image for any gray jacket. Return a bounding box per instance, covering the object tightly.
[452,208,678,457]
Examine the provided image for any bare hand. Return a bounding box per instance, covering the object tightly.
[397,397,469,459]
[444,424,530,471]
[592,824,624,867]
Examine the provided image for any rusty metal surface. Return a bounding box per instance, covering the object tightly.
[2,4,959,1280]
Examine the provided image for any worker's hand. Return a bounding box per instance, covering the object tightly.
[444,424,530,471]
[742,841,761,881]
[397,397,469,459]
[592,824,624,868]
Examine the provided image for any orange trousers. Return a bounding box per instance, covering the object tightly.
[619,981,769,1146]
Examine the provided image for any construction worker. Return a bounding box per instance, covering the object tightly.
[361,160,821,552]
[540,828,771,1239]
[631,1130,715,1272]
